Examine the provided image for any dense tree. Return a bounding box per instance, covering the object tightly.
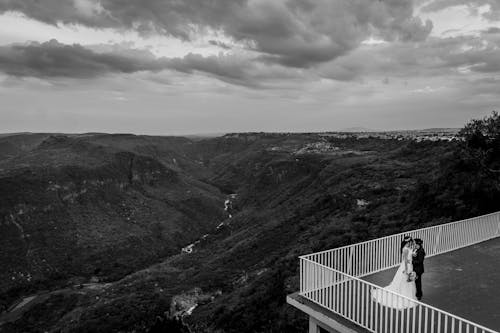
[412,111,500,220]
[458,111,500,174]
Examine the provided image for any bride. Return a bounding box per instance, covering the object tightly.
[371,236,418,309]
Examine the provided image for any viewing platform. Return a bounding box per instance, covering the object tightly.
[288,212,500,333]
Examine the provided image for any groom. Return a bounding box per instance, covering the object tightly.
[412,238,426,300]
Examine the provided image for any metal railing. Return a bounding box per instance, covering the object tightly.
[299,211,500,333]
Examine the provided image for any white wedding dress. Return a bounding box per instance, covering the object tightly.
[371,246,417,309]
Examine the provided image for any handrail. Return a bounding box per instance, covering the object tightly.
[300,211,500,278]
[299,210,500,259]
[298,211,500,333]
[301,258,498,333]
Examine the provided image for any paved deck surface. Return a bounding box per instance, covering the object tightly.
[363,237,500,331]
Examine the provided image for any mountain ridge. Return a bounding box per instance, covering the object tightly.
[1,128,498,332]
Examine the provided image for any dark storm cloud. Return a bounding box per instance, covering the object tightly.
[0,39,164,78]
[0,0,432,68]
[0,39,268,87]
[3,33,500,88]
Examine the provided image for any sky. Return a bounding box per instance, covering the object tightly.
[0,0,500,134]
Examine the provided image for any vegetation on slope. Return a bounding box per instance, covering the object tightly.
[0,112,498,333]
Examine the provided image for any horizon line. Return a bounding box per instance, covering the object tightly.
[0,127,461,138]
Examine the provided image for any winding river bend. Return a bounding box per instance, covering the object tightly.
[181,193,237,254]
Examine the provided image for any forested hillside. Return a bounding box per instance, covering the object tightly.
[0,113,498,333]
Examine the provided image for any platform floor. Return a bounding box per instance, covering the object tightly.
[363,237,500,331]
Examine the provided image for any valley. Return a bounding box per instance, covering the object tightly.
[0,128,498,333]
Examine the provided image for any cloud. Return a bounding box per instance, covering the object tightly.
[0,0,433,68]
[166,53,259,86]
[0,39,304,88]
[150,52,309,88]
[0,39,164,78]
[4,29,500,91]
[0,0,114,28]
[420,0,500,20]
[317,31,500,83]
[208,40,232,50]
[483,26,500,34]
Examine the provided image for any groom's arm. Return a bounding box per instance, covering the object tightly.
[413,250,424,266]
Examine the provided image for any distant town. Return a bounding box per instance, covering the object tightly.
[224,128,460,142]
[318,128,460,142]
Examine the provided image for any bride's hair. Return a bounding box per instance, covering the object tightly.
[401,235,412,253]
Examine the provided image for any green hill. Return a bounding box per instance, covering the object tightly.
[1,113,499,332]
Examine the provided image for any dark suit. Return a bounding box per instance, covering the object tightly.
[412,247,426,299]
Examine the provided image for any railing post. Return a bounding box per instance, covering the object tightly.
[347,247,353,275]
[300,258,303,294]
[496,213,500,237]
[433,225,442,255]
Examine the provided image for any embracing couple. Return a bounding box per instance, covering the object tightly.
[372,236,426,309]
